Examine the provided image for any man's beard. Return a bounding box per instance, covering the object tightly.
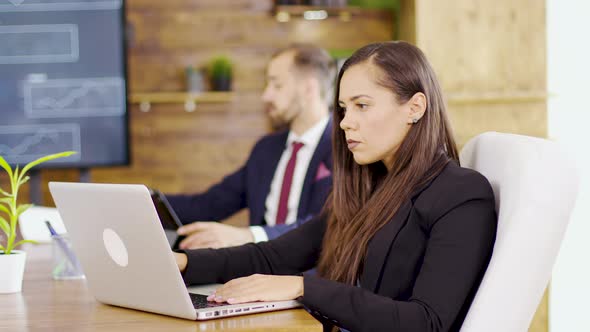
[266,97,302,131]
[268,110,291,131]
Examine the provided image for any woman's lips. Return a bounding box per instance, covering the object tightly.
[347,139,360,150]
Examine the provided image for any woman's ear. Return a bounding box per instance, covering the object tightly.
[407,92,427,124]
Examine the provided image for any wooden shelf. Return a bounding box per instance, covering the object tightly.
[273,5,392,21]
[129,92,233,112]
[447,92,548,105]
[130,91,232,104]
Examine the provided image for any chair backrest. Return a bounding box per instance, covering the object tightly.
[459,132,579,332]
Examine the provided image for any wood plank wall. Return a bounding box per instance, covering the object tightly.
[0,1,549,330]
[400,1,548,331]
[401,0,547,147]
[0,0,393,227]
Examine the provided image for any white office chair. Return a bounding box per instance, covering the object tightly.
[459,132,579,332]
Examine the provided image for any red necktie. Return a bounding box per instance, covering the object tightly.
[276,141,304,225]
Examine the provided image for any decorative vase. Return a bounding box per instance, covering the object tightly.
[186,66,205,93]
[0,250,26,294]
[212,76,232,91]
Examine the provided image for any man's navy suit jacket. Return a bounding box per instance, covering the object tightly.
[166,121,333,240]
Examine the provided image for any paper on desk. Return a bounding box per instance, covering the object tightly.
[19,206,67,243]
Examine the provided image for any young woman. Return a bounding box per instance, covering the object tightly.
[174,41,497,332]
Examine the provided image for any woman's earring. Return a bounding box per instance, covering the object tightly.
[412,118,418,124]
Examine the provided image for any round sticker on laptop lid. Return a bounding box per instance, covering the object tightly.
[103,228,129,267]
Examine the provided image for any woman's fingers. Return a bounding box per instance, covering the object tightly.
[207,275,303,304]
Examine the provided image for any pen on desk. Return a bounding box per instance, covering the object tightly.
[45,221,83,273]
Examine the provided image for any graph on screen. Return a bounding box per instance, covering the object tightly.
[0,124,81,164]
[0,0,128,168]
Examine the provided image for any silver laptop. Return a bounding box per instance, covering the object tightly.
[48,182,301,320]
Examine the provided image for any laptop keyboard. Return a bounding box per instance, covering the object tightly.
[189,293,227,309]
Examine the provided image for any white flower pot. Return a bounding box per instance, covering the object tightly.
[0,250,27,294]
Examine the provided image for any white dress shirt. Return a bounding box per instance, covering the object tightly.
[250,116,330,242]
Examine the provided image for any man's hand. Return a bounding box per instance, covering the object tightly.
[207,274,304,304]
[177,222,255,249]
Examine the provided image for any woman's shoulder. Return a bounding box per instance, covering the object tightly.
[437,161,493,196]
[414,161,495,220]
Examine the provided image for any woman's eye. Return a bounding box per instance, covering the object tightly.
[357,103,368,109]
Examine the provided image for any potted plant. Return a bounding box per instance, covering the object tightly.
[208,56,233,91]
[0,151,75,294]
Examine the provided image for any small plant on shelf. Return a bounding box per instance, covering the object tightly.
[208,56,233,91]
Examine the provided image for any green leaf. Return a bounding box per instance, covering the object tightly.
[18,175,30,187]
[19,151,76,183]
[0,215,10,236]
[0,187,12,197]
[0,203,9,216]
[16,204,33,217]
[0,243,5,252]
[0,197,11,207]
[0,155,13,179]
[13,165,19,190]
[13,239,38,248]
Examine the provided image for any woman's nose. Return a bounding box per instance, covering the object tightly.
[340,113,355,131]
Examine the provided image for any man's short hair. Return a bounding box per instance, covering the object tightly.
[273,44,336,105]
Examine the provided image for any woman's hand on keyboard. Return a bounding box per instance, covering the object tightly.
[207,274,304,304]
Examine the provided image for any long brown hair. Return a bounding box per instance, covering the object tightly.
[317,41,459,285]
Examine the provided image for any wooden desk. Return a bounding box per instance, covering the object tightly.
[0,245,322,332]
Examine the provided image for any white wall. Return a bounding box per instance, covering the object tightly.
[547,1,590,331]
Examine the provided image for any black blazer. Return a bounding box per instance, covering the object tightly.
[182,161,497,332]
[166,121,333,240]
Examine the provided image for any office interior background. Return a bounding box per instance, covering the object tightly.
[0,0,588,331]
